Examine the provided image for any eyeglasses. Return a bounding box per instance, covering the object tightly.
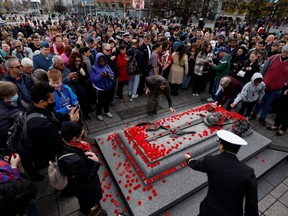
[105,49,112,52]
[75,60,82,62]
[14,45,21,48]
[10,65,22,69]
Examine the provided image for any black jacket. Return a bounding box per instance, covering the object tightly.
[26,106,70,164]
[139,44,151,72]
[58,145,102,211]
[187,151,258,216]
[0,101,21,148]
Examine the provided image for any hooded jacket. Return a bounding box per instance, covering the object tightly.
[89,53,114,91]
[234,73,266,104]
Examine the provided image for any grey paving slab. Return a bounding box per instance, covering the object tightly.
[257,178,274,201]
[270,183,288,199]
[263,160,288,186]
[279,191,288,207]
[35,176,56,200]
[263,201,288,216]
[283,177,288,186]
[57,195,79,216]
[36,194,59,216]
[258,194,276,213]
[245,149,288,178]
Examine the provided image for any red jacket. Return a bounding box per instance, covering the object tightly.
[116,52,129,82]
[264,55,288,91]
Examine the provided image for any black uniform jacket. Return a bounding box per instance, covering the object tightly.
[187,151,259,216]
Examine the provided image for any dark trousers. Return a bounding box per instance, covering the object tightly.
[96,89,111,115]
[138,70,149,95]
[238,101,257,117]
[274,108,288,131]
[116,81,127,98]
[147,94,160,115]
[192,74,203,94]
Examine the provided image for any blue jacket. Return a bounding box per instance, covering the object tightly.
[33,53,53,71]
[89,53,114,91]
[53,84,78,114]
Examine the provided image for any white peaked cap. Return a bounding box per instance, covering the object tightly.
[217,130,248,146]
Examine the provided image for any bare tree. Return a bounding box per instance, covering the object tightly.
[151,0,213,26]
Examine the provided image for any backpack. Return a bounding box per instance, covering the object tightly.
[48,153,75,190]
[127,50,139,75]
[6,112,47,154]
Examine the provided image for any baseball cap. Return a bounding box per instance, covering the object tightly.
[40,41,50,48]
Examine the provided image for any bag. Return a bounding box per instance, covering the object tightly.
[127,51,139,75]
[236,70,246,77]
[48,153,75,190]
[6,112,47,153]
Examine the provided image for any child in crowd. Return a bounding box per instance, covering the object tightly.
[231,73,266,117]
[48,69,79,114]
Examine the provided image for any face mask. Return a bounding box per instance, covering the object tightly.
[46,102,56,110]
[11,94,19,102]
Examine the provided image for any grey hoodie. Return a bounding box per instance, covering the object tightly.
[234,72,266,104]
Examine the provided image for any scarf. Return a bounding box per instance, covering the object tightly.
[66,141,93,152]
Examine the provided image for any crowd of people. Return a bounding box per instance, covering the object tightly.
[0,13,288,215]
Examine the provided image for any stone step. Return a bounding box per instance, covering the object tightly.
[159,148,288,216]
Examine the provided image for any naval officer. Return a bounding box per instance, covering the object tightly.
[184,130,258,216]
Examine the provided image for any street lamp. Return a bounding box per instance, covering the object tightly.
[81,0,86,15]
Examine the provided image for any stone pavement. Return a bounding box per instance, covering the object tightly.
[34,87,288,216]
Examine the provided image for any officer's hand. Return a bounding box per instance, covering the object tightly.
[184,153,191,160]
[170,107,176,113]
[230,103,236,108]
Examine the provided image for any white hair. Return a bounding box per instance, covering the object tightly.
[21,57,33,67]
[52,55,63,64]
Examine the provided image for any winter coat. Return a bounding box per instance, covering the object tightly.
[194,51,213,76]
[53,84,79,114]
[11,47,33,61]
[115,52,129,82]
[2,72,34,104]
[58,145,103,210]
[220,75,243,105]
[89,53,115,91]
[234,73,266,104]
[238,60,260,84]
[262,55,288,91]
[0,101,21,148]
[212,53,231,78]
[33,53,53,71]
[168,52,188,84]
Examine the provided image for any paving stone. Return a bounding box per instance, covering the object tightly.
[263,201,288,216]
[258,194,276,213]
[270,183,288,199]
[57,195,79,216]
[279,191,288,207]
[257,177,275,200]
[36,194,59,216]
[35,175,56,199]
[283,177,288,186]
[264,161,288,186]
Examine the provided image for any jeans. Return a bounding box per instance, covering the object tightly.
[128,74,140,95]
[182,74,191,89]
[253,89,281,119]
[212,77,221,100]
